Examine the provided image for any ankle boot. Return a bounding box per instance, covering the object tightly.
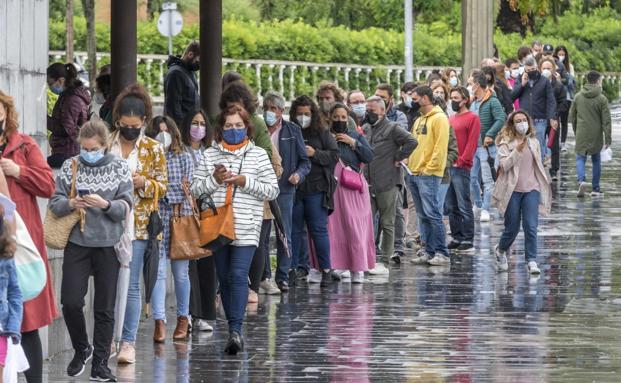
[153,320,166,343]
[173,316,190,340]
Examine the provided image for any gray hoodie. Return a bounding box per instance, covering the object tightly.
[48,153,134,248]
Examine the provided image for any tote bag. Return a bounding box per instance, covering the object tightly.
[15,212,46,301]
[171,182,211,260]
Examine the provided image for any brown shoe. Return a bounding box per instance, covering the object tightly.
[153,319,166,343]
[172,316,189,340]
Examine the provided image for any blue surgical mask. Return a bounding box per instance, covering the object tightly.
[351,104,366,118]
[449,77,458,87]
[80,148,105,164]
[222,128,247,145]
[264,111,278,127]
[51,86,63,95]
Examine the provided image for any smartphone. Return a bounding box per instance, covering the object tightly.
[0,193,16,221]
[77,189,90,197]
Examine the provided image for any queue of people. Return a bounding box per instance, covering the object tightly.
[0,39,612,382]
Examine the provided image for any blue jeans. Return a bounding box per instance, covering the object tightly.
[122,239,148,343]
[438,182,449,215]
[274,192,294,283]
[213,245,256,333]
[151,257,190,321]
[445,167,474,243]
[407,175,448,257]
[534,119,547,161]
[576,153,601,191]
[292,192,331,270]
[498,191,540,261]
[470,145,495,211]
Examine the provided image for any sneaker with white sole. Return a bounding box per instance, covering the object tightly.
[577,182,590,198]
[116,342,135,365]
[527,261,541,274]
[307,268,322,283]
[351,271,364,283]
[259,279,281,295]
[495,245,508,272]
[67,345,93,377]
[337,270,351,279]
[367,263,389,275]
[591,189,604,198]
[480,209,491,222]
[427,254,450,266]
[193,319,213,332]
[410,250,432,265]
[473,206,481,220]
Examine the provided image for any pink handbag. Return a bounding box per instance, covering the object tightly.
[339,161,364,192]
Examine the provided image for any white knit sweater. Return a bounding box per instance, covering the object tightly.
[191,141,279,247]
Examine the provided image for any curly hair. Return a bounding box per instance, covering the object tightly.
[315,81,344,103]
[497,110,536,144]
[219,80,258,115]
[0,90,20,139]
[112,83,153,127]
[290,95,323,133]
[215,105,255,143]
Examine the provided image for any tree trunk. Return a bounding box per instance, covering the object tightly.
[82,0,97,86]
[496,0,527,36]
[147,0,160,20]
[66,0,74,62]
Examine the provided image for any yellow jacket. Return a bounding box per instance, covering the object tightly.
[407,106,449,177]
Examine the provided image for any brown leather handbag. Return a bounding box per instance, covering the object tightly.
[170,182,212,261]
[198,185,236,252]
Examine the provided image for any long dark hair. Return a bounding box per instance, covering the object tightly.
[46,62,82,91]
[290,95,323,133]
[147,115,185,154]
[497,109,536,144]
[179,108,212,148]
[553,45,572,71]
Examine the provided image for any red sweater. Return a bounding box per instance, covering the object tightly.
[449,111,481,170]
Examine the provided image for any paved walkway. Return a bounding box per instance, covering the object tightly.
[45,106,621,382]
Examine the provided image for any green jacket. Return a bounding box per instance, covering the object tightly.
[569,84,612,156]
[474,91,506,144]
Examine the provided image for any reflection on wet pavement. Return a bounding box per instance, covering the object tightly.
[46,106,621,382]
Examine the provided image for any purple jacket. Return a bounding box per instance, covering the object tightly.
[48,85,91,157]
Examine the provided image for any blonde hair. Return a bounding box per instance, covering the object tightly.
[78,120,110,148]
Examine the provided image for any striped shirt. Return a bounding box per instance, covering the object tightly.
[191,142,279,247]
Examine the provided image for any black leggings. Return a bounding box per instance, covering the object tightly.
[559,101,571,144]
[21,329,43,383]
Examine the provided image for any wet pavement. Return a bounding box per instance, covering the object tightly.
[45,106,621,382]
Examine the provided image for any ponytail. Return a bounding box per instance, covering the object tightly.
[64,63,82,90]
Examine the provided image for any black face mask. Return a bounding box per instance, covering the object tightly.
[451,100,462,112]
[185,59,200,72]
[120,126,141,141]
[410,101,421,114]
[367,112,379,125]
[527,70,540,81]
[331,120,348,134]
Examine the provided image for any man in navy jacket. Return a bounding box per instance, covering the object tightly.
[511,56,558,160]
[262,91,311,292]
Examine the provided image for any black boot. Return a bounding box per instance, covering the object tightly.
[224,331,244,355]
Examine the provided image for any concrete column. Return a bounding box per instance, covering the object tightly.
[200,0,223,118]
[111,0,138,99]
[461,0,494,80]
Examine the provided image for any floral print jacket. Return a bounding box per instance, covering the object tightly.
[110,132,168,240]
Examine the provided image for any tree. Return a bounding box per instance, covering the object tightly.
[66,0,74,62]
[81,0,97,85]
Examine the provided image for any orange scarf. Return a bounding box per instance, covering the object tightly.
[221,138,249,152]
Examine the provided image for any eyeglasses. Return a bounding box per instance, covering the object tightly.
[223,123,245,130]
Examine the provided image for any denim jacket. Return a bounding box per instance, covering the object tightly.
[0,258,23,341]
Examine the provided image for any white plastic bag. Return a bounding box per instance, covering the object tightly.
[3,341,30,383]
[601,147,613,163]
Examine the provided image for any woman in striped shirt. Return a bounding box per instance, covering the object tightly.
[191,106,279,355]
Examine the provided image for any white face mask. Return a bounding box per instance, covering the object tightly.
[297,115,311,129]
[558,55,565,63]
[511,69,520,79]
[156,131,172,150]
[542,69,552,79]
[515,121,529,136]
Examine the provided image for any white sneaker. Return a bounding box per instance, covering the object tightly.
[591,190,604,198]
[307,269,322,283]
[495,245,508,272]
[117,342,135,365]
[193,319,213,332]
[577,182,590,198]
[410,250,431,265]
[427,254,450,266]
[337,270,351,279]
[351,272,364,284]
[367,263,389,275]
[527,261,541,274]
[480,210,491,222]
[259,279,281,295]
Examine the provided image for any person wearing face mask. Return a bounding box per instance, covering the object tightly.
[505,58,522,110]
[407,86,450,266]
[109,84,168,365]
[553,45,576,152]
[49,121,133,382]
[47,62,92,168]
[325,103,374,283]
[144,116,195,343]
[347,90,368,133]
[511,57,558,162]
[469,72,506,223]
[178,109,218,333]
[95,65,114,127]
[316,82,358,132]
[570,71,612,198]
[192,106,279,355]
[540,58,568,181]
[482,66,513,116]
[375,84,408,131]
[397,82,421,132]
[444,68,460,89]
[363,96,417,272]
[289,95,340,287]
[492,110,551,275]
[445,87,480,252]
[164,41,201,127]
[261,91,310,292]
